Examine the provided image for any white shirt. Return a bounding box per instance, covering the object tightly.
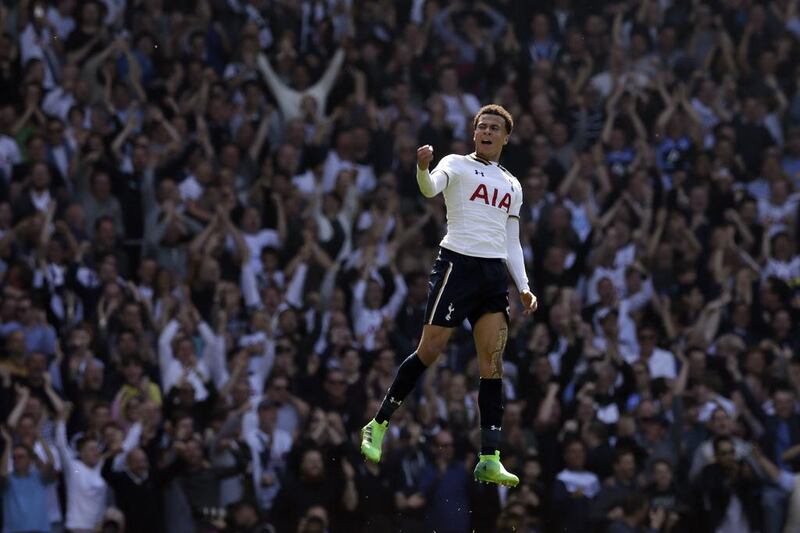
[592,281,654,359]
[758,195,799,229]
[19,24,56,88]
[321,150,376,194]
[292,170,320,196]
[256,49,344,122]
[161,359,211,400]
[718,495,750,533]
[640,347,678,379]
[237,332,275,396]
[590,71,648,99]
[55,421,108,531]
[179,174,204,201]
[763,256,800,282]
[351,274,408,350]
[689,435,753,481]
[614,242,637,270]
[246,428,292,510]
[556,469,600,498]
[585,266,626,306]
[0,135,21,182]
[231,230,281,271]
[42,87,75,120]
[432,154,522,259]
[157,320,213,400]
[50,144,70,181]
[440,92,481,140]
[46,7,75,40]
[100,0,126,25]
[31,189,52,211]
[563,198,593,242]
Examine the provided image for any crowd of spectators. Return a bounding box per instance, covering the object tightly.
[4,0,800,532]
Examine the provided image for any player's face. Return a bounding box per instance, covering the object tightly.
[473,114,509,161]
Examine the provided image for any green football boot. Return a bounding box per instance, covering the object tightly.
[360,419,389,463]
[473,451,519,487]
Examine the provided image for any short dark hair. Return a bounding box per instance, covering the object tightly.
[92,401,111,414]
[120,355,142,368]
[613,447,635,465]
[76,436,98,452]
[473,104,514,134]
[713,434,734,453]
[621,492,649,517]
[12,443,33,458]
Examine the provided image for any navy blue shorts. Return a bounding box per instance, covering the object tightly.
[424,247,509,328]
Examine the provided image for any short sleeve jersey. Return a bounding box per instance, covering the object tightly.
[431,153,522,259]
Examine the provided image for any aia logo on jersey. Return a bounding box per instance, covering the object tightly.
[469,183,511,212]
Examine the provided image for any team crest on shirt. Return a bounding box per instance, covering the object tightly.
[469,183,512,212]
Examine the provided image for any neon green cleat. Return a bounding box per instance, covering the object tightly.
[360,419,389,463]
[473,451,519,487]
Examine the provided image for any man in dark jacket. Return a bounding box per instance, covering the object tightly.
[606,493,666,533]
[102,447,162,533]
[690,435,761,533]
[551,437,600,533]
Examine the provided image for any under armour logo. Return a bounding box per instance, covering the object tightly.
[474,169,484,177]
[388,396,402,406]
[490,425,502,431]
[445,303,455,321]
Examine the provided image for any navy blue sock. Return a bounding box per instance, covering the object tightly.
[479,378,504,455]
[375,353,428,424]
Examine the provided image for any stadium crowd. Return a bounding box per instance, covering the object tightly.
[3,0,800,532]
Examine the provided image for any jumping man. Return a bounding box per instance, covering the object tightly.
[360,104,537,487]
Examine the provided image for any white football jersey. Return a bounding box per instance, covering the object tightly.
[432,153,522,259]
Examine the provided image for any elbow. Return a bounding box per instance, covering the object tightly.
[418,187,435,199]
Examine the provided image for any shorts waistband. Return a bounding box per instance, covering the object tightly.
[439,247,503,263]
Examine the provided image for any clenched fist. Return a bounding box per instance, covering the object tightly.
[417,145,434,170]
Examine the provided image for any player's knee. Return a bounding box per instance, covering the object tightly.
[417,338,447,363]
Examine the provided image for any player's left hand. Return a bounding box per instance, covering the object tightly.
[520,290,538,315]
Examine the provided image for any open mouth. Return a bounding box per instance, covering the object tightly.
[481,140,492,145]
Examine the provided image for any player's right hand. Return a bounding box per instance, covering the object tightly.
[417,145,434,170]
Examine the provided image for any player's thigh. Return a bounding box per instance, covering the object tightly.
[472,312,508,377]
[416,324,453,365]
[424,248,477,328]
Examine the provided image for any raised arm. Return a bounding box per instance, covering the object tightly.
[110,422,142,471]
[248,109,273,162]
[256,52,297,117]
[557,159,582,199]
[252,341,276,394]
[0,427,10,483]
[309,48,346,97]
[208,310,231,389]
[601,87,624,145]
[536,382,560,430]
[158,319,180,384]
[271,193,287,245]
[42,373,65,417]
[7,385,31,430]
[284,262,308,309]
[55,407,75,474]
[382,263,409,320]
[68,32,104,65]
[111,112,138,162]
[351,267,369,326]
[416,146,449,197]
[240,263,262,309]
